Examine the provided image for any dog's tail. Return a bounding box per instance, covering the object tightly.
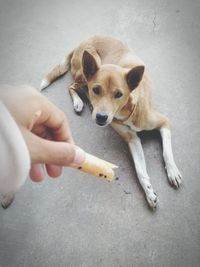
[39,50,74,91]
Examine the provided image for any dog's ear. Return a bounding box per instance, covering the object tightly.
[82,51,99,81]
[126,65,145,91]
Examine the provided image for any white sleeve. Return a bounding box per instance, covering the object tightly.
[0,101,30,194]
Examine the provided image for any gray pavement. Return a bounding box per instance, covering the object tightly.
[0,0,200,266]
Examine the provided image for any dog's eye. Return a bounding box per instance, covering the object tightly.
[93,86,101,95]
[114,91,123,99]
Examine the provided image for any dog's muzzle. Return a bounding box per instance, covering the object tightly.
[95,112,108,126]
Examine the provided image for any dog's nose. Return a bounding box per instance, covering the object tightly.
[96,112,108,125]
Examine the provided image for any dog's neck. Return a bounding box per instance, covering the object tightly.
[114,94,138,123]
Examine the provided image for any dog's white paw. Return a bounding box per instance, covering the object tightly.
[142,181,158,209]
[73,97,84,114]
[144,182,158,209]
[40,79,50,91]
[166,164,182,188]
[145,187,158,209]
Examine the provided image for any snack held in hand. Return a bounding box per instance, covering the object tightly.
[72,152,118,181]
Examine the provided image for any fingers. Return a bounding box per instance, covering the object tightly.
[37,99,74,144]
[1,85,74,143]
[22,128,85,166]
[30,164,45,182]
[30,164,63,182]
[46,164,63,178]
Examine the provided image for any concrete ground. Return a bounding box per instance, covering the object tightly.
[0,0,200,266]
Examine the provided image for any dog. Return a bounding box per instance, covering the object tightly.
[40,35,182,209]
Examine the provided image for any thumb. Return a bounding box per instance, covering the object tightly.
[22,129,86,166]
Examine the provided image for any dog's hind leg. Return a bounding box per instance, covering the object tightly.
[111,121,158,209]
[40,51,74,91]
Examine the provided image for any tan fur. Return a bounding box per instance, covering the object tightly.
[42,35,169,131]
[46,51,74,84]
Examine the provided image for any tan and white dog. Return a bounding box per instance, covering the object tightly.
[40,35,182,209]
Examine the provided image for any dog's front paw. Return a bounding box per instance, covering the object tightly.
[146,189,158,209]
[166,164,182,188]
[73,97,84,114]
[1,192,15,209]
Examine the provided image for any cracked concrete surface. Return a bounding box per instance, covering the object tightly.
[152,12,157,33]
[0,0,200,266]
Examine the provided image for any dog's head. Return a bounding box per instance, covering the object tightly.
[82,51,144,126]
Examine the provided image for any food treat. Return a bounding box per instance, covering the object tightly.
[73,152,118,181]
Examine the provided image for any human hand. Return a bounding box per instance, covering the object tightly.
[0,85,85,182]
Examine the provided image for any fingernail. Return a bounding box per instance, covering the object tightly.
[73,147,86,166]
